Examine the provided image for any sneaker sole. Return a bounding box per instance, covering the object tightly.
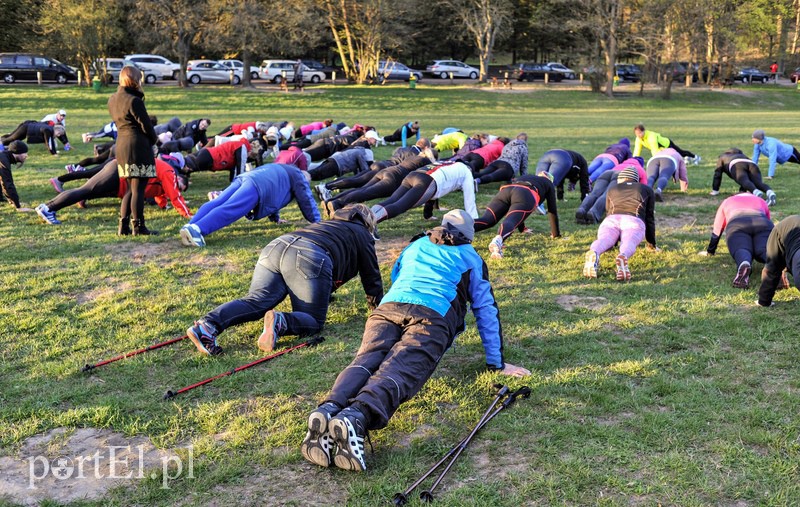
[488,243,503,259]
[257,311,278,353]
[329,418,366,472]
[583,252,598,278]
[179,228,204,247]
[733,265,751,289]
[187,328,212,356]
[300,412,333,467]
[615,257,631,281]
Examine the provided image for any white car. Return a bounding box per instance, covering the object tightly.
[124,54,181,80]
[186,60,242,84]
[218,59,259,80]
[95,58,159,84]
[425,60,480,79]
[545,62,577,79]
[258,60,324,84]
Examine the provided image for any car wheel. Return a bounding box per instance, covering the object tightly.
[3,73,15,84]
[439,71,448,79]
[527,76,534,82]
[232,75,241,85]
[567,73,575,79]
[189,74,201,84]
[145,74,157,84]
[273,75,283,84]
[251,71,259,80]
[56,73,68,84]
[469,71,478,79]
[311,74,321,84]
[761,76,768,83]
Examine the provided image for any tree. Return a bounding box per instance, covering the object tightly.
[447,0,512,82]
[37,0,123,85]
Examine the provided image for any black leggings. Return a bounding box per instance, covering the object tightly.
[48,161,119,212]
[475,160,514,184]
[327,168,379,192]
[668,140,694,159]
[726,216,773,266]
[460,152,485,173]
[304,142,334,162]
[308,159,340,181]
[787,147,800,165]
[374,172,437,221]
[120,177,149,221]
[382,127,405,144]
[474,186,537,239]
[330,171,402,207]
[1,121,31,145]
[731,163,771,194]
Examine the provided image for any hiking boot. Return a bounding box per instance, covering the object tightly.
[180,224,205,247]
[732,261,751,289]
[118,216,131,236]
[766,190,776,207]
[583,250,599,278]
[49,177,64,193]
[187,320,223,356]
[615,254,631,281]
[488,235,504,259]
[778,269,791,290]
[655,189,664,202]
[329,406,368,472]
[257,310,287,352]
[35,203,61,225]
[132,218,158,236]
[207,191,221,201]
[301,402,342,468]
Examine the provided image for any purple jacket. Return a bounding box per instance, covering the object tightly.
[605,138,632,164]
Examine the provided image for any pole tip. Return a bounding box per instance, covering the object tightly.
[81,364,94,373]
[392,493,408,506]
[419,491,434,503]
[163,390,175,400]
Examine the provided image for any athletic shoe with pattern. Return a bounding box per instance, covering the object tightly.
[766,191,777,207]
[583,250,599,278]
[49,177,64,193]
[732,261,751,289]
[329,407,368,472]
[615,254,631,281]
[488,235,504,259]
[301,402,342,468]
[179,224,206,247]
[257,310,286,353]
[207,191,221,201]
[187,320,223,356]
[35,203,61,225]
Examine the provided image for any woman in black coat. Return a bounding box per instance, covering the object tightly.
[108,66,158,235]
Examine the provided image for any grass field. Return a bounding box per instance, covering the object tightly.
[1,82,799,506]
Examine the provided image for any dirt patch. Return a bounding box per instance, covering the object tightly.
[394,424,437,448]
[555,295,609,311]
[376,237,408,266]
[664,195,709,209]
[104,242,184,265]
[656,213,697,230]
[76,279,135,304]
[0,427,184,506]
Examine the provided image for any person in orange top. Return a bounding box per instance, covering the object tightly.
[35,157,191,225]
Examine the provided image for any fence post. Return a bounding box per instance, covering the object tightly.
[37,71,42,85]
[449,72,453,84]
[332,71,336,83]
[544,72,549,85]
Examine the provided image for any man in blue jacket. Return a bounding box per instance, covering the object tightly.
[300,209,530,472]
[180,163,320,247]
[751,129,800,179]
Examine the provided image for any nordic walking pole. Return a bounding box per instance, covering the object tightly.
[81,335,188,373]
[392,384,510,506]
[419,386,532,503]
[163,336,324,400]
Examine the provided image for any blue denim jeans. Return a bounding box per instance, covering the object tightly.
[204,236,333,338]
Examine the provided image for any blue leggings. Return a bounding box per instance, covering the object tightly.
[189,178,259,236]
[725,216,773,266]
[588,157,616,182]
[646,158,676,192]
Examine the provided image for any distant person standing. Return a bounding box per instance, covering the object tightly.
[750,129,800,179]
[293,60,305,91]
[770,61,779,83]
[108,65,159,236]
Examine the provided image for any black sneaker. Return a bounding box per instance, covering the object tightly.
[301,402,341,468]
[329,406,368,472]
[187,320,223,356]
[575,209,586,225]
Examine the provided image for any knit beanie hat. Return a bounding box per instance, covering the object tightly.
[619,137,630,147]
[441,209,474,241]
[617,165,640,183]
[7,140,28,154]
[752,129,765,141]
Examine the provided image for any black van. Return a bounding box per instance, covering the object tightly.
[0,53,78,84]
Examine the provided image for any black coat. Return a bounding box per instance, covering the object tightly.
[0,152,21,208]
[174,119,208,146]
[107,86,157,177]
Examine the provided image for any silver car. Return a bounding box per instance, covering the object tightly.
[186,60,242,84]
[425,60,480,79]
[545,62,577,79]
[218,59,260,80]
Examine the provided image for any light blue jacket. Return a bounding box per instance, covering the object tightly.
[752,137,796,177]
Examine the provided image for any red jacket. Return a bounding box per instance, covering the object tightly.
[210,138,251,171]
[275,146,308,171]
[221,122,256,137]
[472,139,505,165]
[118,159,192,218]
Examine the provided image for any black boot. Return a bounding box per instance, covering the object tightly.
[118,216,131,236]
[132,218,158,236]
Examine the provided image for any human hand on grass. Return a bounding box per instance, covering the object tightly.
[698,250,709,257]
[501,363,530,377]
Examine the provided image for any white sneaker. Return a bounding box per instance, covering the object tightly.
[207,191,221,201]
[536,204,546,215]
[767,191,776,207]
[81,133,91,143]
[488,235,504,259]
[693,155,701,165]
[583,251,599,278]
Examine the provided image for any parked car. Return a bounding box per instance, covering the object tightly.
[614,63,642,82]
[95,58,159,84]
[186,60,241,84]
[735,67,770,83]
[124,54,181,80]
[218,59,259,80]
[377,61,422,82]
[301,59,338,79]
[791,67,800,83]
[0,53,77,84]
[425,60,479,79]
[513,63,564,82]
[546,62,577,79]
[258,60,325,84]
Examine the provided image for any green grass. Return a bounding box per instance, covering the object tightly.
[1,82,800,506]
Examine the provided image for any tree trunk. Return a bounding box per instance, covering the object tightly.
[792,0,800,55]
